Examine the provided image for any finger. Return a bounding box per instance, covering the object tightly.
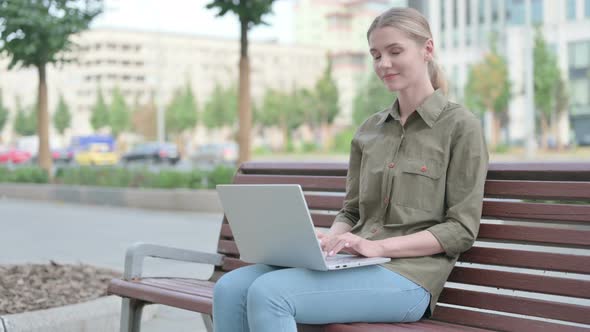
[328,239,348,256]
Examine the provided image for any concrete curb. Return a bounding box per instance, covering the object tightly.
[0,183,222,213]
[0,295,157,332]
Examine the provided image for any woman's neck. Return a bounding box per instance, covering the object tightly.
[397,83,435,122]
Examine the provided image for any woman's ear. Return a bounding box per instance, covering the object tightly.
[424,39,434,61]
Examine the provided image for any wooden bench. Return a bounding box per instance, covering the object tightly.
[108,161,590,332]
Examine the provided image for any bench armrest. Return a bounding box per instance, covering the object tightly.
[123,242,224,279]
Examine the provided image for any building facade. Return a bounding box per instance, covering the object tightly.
[411,0,590,145]
[0,28,327,145]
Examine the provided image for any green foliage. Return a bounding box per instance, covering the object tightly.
[166,81,198,136]
[53,94,71,135]
[464,44,511,115]
[533,27,561,119]
[0,89,8,133]
[206,0,275,29]
[0,0,102,70]
[54,165,234,189]
[203,84,238,129]
[109,87,130,137]
[90,89,109,131]
[314,60,340,125]
[353,73,395,125]
[333,127,356,153]
[206,165,237,189]
[13,99,37,136]
[0,166,48,183]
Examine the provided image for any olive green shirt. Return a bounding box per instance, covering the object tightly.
[334,89,489,317]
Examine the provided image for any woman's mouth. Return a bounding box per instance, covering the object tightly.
[383,73,399,80]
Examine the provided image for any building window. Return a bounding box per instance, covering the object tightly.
[532,0,543,23]
[478,0,485,23]
[507,0,525,25]
[453,0,459,28]
[441,0,446,30]
[491,0,500,22]
[567,0,577,20]
[586,0,590,17]
[569,41,590,69]
[570,80,589,115]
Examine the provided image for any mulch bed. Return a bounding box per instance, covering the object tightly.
[0,261,121,315]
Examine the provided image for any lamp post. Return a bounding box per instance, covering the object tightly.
[524,0,536,158]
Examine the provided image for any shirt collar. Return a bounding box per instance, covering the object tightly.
[375,89,447,128]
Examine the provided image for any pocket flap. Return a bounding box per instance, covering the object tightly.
[401,159,442,179]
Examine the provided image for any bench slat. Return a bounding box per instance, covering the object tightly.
[324,320,493,332]
[485,180,590,200]
[432,306,587,332]
[448,266,590,299]
[459,247,590,274]
[306,194,344,210]
[233,174,346,191]
[240,162,348,176]
[218,239,239,256]
[221,256,251,272]
[478,223,590,246]
[482,201,590,223]
[107,278,214,314]
[440,288,590,324]
[487,162,590,181]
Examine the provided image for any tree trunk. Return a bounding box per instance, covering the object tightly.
[280,115,288,152]
[491,110,501,148]
[37,64,52,174]
[540,115,549,150]
[238,19,251,164]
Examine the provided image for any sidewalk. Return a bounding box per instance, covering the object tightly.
[0,197,223,331]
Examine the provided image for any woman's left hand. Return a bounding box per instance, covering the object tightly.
[317,232,384,258]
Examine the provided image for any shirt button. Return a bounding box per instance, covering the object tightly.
[388,162,396,168]
[384,196,389,204]
[421,166,428,172]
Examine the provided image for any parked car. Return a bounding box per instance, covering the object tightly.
[191,142,238,167]
[0,147,32,164]
[74,143,119,166]
[52,147,74,164]
[121,142,180,165]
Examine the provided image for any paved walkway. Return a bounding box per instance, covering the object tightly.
[0,197,223,331]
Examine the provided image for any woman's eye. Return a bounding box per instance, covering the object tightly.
[373,55,381,60]
[390,51,401,55]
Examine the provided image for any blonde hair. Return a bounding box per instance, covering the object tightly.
[367,7,447,94]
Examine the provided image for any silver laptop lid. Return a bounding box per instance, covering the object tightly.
[216,184,328,270]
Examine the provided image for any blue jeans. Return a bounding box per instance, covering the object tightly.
[212,264,430,332]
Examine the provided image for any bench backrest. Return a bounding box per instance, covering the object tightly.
[215,161,590,332]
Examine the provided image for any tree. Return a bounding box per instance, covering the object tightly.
[533,27,562,149]
[0,89,8,138]
[255,88,304,151]
[206,0,277,164]
[203,84,238,129]
[166,81,198,138]
[0,0,102,172]
[314,60,340,149]
[353,73,396,126]
[90,88,110,131]
[464,41,511,148]
[53,94,71,135]
[132,93,157,141]
[14,98,37,136]
[109,87,130,137]
[553,76,569,149]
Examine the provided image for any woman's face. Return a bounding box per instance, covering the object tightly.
[368,26,432,92]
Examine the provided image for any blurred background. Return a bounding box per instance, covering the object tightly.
[1,0,589,183]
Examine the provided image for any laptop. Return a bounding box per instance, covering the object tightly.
[216,184,391,271]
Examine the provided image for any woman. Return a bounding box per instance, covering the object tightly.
[213,7,488,331]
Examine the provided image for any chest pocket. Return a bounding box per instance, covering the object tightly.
[393,159,443,212]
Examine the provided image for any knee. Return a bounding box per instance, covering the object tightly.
[246,275,292,314]
[213,269,250,302]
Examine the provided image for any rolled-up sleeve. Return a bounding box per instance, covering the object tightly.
[427,116,489,257]
[334,133,362,228]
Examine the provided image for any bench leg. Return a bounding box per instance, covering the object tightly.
[120,298,145,332]
[202,313,213,332]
